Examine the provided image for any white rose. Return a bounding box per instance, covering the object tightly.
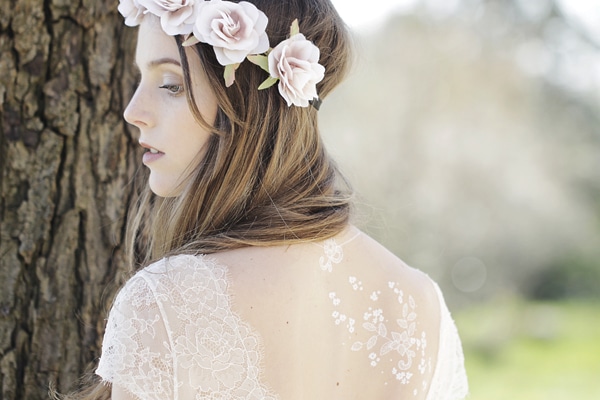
[268,33,325,107]
[118,0,147,26]
[192,0,269,65]
[139,0,198,35]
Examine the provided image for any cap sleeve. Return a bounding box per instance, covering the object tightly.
[426,282,469,400]
[96,268,175,399]
[96,254,277,400]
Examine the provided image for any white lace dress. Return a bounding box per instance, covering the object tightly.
[96,233,468,399]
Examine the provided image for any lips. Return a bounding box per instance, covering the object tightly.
[139,141,164,164]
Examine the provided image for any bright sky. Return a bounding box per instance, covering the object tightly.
[330,0,418,29]
[556,0,600,43]
[332,0,600,41]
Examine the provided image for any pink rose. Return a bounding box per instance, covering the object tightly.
[268,33,325,107]
[192,0,269,65]
[140,0,198,35]
[118,0,147,26]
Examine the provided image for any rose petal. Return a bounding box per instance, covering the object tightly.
[192,0,268,66]
[118,0,147,26]
[268,32,325,107]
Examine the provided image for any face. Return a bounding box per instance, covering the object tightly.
[124,19,218,197]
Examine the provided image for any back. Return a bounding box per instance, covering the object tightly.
[97,226,468,399]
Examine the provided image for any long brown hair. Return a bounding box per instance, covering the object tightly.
[127,0,355,269]
[61,0,354,397]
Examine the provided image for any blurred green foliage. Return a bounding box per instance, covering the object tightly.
[456,299,600,399]
[528,256,600,301]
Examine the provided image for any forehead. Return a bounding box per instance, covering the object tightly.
[135,19,181,68]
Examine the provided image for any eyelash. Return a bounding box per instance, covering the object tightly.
[159,84,184,95]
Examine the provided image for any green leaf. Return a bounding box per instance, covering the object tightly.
[258,76,279,90]
[247,54,270,73]
[224,63,240,87]
[290,19,300,36]
[181,35,200,47]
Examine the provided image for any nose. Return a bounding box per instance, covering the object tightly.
[123,84,154,129]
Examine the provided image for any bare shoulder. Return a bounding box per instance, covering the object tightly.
[343,228,441,307]
[208,226,440,306]
[321,228,445,397]
[205,227,446,398]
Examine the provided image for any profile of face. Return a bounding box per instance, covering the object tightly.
[124,18,218,197]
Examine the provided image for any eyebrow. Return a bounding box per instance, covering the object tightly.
[148,57,182,68]
[133,57,182,69]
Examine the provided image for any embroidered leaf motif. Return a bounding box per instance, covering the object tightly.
[380,340,396,356]
[408,322,416,336]
[397,319,408,329]
[351,342,363,351]
[378,323,387,337]
[363,322,377,332]
[366,335,378,350]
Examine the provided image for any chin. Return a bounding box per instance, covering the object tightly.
[148,176,181,198]
[149,187,176,198]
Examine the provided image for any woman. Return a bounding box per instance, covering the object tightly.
[80,0,468,398]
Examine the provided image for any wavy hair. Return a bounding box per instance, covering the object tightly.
[126,0,355,269]
[59,0,353,397]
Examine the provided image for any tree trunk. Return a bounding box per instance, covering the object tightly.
[0,1,137,398]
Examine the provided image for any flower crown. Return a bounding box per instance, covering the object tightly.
[119,0,325,109]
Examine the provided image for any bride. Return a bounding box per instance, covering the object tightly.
[67,0,468,398]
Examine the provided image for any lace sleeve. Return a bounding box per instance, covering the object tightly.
[96,269,175,399]
[426,283,469,400]
[96,255,278,400]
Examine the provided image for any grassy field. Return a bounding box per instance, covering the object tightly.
[455,298,600,400]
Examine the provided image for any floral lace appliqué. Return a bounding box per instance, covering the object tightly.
[335,281,427,383]
[96,255,278,400]
[319,238,343,272]
[321,239,432,397]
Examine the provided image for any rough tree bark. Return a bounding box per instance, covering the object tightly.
[0,0,137,398]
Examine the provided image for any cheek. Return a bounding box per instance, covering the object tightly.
[198,95,218,126]
[177,126,212,166]
[188,65,219,124]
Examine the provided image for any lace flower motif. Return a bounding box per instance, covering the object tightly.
[338,285,428,387]
[175,318,246,392]
[319,238,431,392]
[319,238,344,272]
[96,255,278,399]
